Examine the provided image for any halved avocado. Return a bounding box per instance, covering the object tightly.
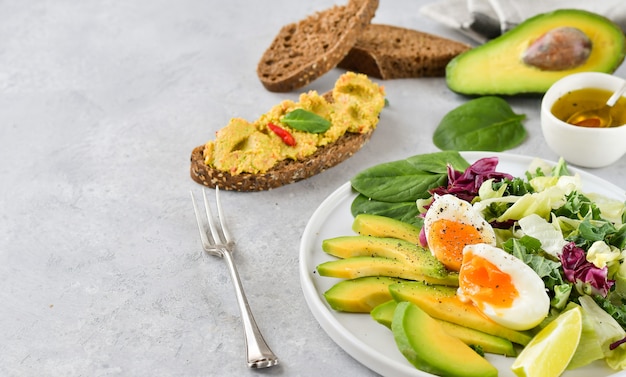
[446,9,626,95]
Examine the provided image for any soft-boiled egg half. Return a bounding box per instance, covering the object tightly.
[458,243,550,331]
[423,194,497,271]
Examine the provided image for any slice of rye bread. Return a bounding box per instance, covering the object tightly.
[190,92,376,191]
[337,24,471,79]
[257,0,379,92]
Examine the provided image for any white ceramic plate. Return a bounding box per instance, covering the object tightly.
[299,152,626,377]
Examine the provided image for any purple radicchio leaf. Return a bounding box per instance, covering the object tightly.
[429,157,514,203]
[559,242,614,297]
[420,157,513,247]
[420,157,513,248]
[419,227,428,247]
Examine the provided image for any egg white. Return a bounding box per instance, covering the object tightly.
[458,243,550,331]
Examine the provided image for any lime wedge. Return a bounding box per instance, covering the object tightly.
[511,306,583,377]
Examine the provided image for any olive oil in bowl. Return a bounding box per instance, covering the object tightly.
[541,72,626,167]
[551,87,626,127]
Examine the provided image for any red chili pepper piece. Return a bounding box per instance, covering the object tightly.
[268,123,296,146]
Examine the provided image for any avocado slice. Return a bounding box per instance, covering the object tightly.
[370,300,398,328]
[392,301,498,377]
[389,281,532,346]
[372,300,516,356]
[320,235,459,285]
[351,213,422,244]
[322,235,435,266]
[446,9,626,95]
[437,320,516,357]
[316,256,459,286]
[323,276,406,313]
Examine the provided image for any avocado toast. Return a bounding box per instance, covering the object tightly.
[190,72,385,191]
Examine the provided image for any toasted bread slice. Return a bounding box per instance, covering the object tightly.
[337,24,471,79]
[257,0,379,92]
[190,129,373,191]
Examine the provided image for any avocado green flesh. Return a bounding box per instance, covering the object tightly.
[370,300,398,328]
[352,213,422,244]
[446,9,626,95]
[372,300,516,356]
[323,277,405,313]
[316,256,459,286]
[322,235,429,263]
[321,235,458,285]
[392,301,498,377]
[438,320,516,357]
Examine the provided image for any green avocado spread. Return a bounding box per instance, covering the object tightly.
[203,72,386,175]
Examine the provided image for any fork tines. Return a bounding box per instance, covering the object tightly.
[190,187,233,255]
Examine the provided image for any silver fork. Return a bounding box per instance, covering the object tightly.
[190,187,279,369]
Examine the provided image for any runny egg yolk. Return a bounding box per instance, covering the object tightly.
[428,218,488,272]
[459,251,519,309]
[458,243,550,330]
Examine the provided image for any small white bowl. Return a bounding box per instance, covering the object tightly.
[541,72,626,168]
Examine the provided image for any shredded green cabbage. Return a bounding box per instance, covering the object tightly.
[517,213,567,258]
[566,301,605,370]
[579,295,626,370]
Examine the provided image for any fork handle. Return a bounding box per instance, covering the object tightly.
[221,249,279,368]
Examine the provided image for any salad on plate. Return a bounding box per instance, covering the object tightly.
[319,150,626,376]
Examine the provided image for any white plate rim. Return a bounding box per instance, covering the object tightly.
[299,151,626,377]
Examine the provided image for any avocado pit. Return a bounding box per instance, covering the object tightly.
[522,27,592,71]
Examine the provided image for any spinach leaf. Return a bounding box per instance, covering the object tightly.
[351,151,469,202]
[350,194,423,227]
[433,96,527,152]
[281,109,331,133]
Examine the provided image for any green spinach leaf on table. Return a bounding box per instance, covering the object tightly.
[433,96,527,152]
